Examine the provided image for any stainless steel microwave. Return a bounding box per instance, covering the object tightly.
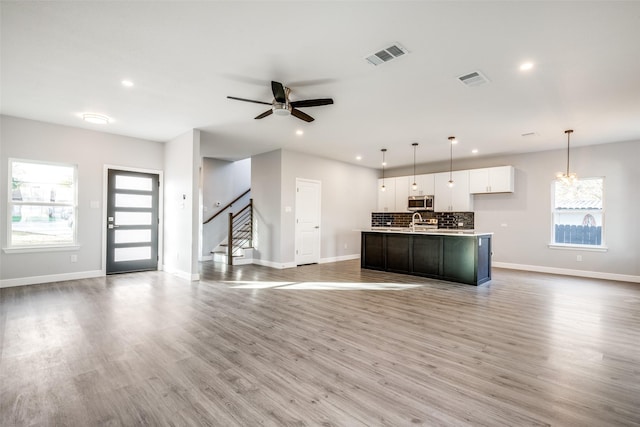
[408,195,434,211]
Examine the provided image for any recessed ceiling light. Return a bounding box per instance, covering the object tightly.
[121,80,134,87]
[356,155,362,161]
[295,129,303,136]
[520,62,534,71]
[472,149,479,154]
[82,113,110,124]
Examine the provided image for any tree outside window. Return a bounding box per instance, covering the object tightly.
[552,177,604,247]
[8,159,77,247]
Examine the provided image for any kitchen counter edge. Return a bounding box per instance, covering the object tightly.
[360,228,493,237]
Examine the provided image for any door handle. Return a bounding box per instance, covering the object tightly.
[108,225,120,229]
[314,226,319,229]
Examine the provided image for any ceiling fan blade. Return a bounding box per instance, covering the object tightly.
[291,108,314,122]
[290,98,334,108]
[254,109,273,120]
[271,81,286,103]
[227,96,272,106]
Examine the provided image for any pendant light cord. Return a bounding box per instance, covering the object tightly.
[412,142,418,186]
[449,140,453,181]
[566,130,572,176]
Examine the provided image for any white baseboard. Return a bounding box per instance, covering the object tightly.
[320,254,360,264]
[199,255,213,262]
[233,257,254,265]
[493,262,640,283]
[162,265,200,281]
[251,255,359,269]
[252,259,297,269]
[0,270,104,289]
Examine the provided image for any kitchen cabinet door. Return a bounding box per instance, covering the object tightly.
[486,166,514,193]
[377,178,396,211]
[394,176,410,211]
[469,166,514,193]
[409,173,435,196]
[434,171,473,212]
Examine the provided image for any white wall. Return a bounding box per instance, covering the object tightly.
[201,157,251,257]
[250,150,283,266]
[251,149,378,268]
[0,115,164,287]
[386,139,640,280]
[163,129,201,280]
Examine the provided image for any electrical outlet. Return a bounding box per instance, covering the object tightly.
[344,243,348,249]
[70,254,78,263]
[577,255,583,262]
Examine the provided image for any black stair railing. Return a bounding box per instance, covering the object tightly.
[227,198,253,265]
[203,188,250,225]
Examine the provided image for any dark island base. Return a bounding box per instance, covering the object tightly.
[361,232,492,286]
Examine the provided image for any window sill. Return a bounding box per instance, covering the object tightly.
[3,245,81,254]
[548,243,608,252]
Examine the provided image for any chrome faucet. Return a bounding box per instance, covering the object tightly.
[411,212,423,231]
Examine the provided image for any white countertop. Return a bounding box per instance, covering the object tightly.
[363,228,493,236]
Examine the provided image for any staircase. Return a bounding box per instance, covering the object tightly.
[211,198,253,265]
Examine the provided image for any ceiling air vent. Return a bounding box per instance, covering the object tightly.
[457,70,490,87]
[365,43,409,66]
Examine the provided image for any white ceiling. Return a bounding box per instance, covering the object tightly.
[2,1,640,169]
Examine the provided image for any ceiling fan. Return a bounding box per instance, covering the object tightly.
[227,81,333,122]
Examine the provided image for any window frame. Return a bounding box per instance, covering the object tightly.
[549,176,607,251]
[5,158,79,252]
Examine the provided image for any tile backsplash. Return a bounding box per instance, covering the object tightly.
[371,211,474,229]
[435,211,474,229]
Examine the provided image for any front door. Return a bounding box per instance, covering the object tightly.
[295,178,321,265]
[106,169,159,274]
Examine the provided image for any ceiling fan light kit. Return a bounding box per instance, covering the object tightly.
[272,103,291,116]
[228,81,333,123]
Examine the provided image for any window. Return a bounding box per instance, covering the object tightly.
[551,177,605,249]
[8,159,77,248]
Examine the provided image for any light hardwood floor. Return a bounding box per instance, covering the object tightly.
[1,260,639,426]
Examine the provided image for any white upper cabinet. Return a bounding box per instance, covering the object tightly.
[408,173,435,196]
[376,166,513,212]
[434,170,473,212]
[377,178,396,212]
[376,176,412,212]
[469,166,515,194]
[394,176,410,211]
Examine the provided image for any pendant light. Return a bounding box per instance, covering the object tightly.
[556,129,577,184]
[411,142,419,191]
[380,148,387,192]
[447,136,457,187]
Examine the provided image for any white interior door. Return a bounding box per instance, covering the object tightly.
[295,178,321,265]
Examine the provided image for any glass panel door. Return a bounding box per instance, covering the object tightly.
[106,169,159,274]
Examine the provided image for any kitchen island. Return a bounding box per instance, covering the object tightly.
[361,229,492,285]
